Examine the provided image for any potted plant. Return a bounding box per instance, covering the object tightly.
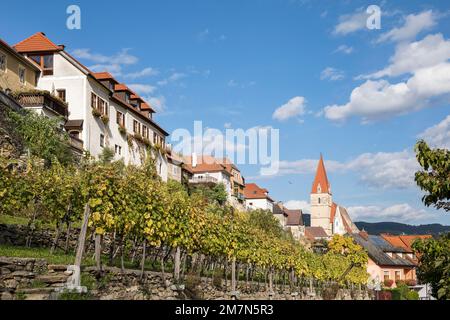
[92,108,101,118]
[384,279,394,288]
[100,114,109,125]
[118,125,127,135]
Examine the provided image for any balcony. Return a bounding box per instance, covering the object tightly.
[15,90,69,118]
[188,175,218,185]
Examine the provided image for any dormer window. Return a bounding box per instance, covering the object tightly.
[125,93,130,104]
[30,54,54,76]
[109,81,114,91]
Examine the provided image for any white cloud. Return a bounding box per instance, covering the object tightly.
[227,79,256,88]
[262,150,419,189]
[128,84,157,95]
[333,10,369,36]
[272,96,307,121]
[72,48,139,77]
[324,62,450,122]
[377,10,437,43]
[284,200,311,213]
[123,67,159,79]
[72,48,138,65]
[320,67,345,81]
[418,115,450,149]
[142,95,166,113]
[363,33,450,79]
[334,45,354,54]
[157,72,187,86]
[347,203,432,222]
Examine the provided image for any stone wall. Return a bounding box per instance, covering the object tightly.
[0,256,373,300]
[0,257,71,300]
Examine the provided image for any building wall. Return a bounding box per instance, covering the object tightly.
[366,258,416,288]
[0,48,37,92]
[35,51,169,180]
[333,207,347,235]
[245,198,274,212]
[310,193,332,235]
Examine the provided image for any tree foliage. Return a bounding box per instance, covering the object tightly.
[412,234,450,300]
[415,140,450,212]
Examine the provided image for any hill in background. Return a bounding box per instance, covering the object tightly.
[355,221,450,236]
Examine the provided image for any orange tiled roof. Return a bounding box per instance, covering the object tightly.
[244,183,274,202]
[312,154,331,194]
[305,227,329,241]
[330,202,337,223]
[114,84,131,92]
[93,72,118,82]
[381,234,432,252]
[14,32,63,53]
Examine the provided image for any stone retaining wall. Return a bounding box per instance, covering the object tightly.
[0,256,373,300]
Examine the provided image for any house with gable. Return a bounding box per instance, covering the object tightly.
[13,32,169,179]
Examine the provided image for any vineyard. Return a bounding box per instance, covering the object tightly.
[0,109,369,296]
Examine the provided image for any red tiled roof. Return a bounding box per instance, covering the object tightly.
[311,154,331,194]
[381,234,432,253]
[243,183,274,202]
[114,84,131,92]
[285,209,303,226]
[305,227,329,241]
[93,72,118,83]
[14,32,63,53]
[330,202,337,223]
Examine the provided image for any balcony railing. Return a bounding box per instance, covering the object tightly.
[188,176,218,184]
[16,91,68,118]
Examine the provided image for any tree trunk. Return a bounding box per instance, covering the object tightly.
[26,206,38,248]
[75,204,90,267]
[231,257,236,297]
[269,269,274,293]
[140,240,147,281]
[160,254,166,284]
[109,231,116,266]
[174,247,181,283]
[64,222,71,253]
[50,222,62,255]
[95,234,102,271]
[120,237,125,272]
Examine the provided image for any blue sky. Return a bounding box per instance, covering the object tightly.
[2,0,450,225]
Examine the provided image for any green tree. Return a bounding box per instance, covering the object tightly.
[414,140,450,212]
[412,234,450,300]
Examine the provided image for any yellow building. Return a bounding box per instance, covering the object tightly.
[0,38,40,92]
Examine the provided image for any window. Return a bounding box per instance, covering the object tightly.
[395,271,401,281]
[18,66,26,84]
[142,125,148,139]
[30,54,54,76]
[69,131,79,139]
[0,52,6,72]
[133,120,140,134]
[318,198,321,204]
[100,134,105,148]
[56,89,66,102]
[97,97,108,116]
[91,93,97,109]
[116,111,125,126]
[383,271,390,281]
[125,93,130,104]
[115,145,122,156]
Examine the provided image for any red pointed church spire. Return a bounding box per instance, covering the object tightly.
[311,154,331,194]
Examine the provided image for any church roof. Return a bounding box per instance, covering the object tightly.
[311,154,331,194]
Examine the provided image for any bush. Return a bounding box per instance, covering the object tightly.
[406,290,419,300]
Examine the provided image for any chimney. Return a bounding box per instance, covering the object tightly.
[192,153,197,168]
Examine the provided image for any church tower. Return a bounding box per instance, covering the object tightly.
[310,155,333,235]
